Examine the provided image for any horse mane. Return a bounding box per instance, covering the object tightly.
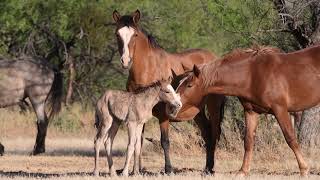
[140,29,162,49]
[200,45,281,88]
[221,45,282,63]
[132,80,163,94]
[117,15,162,49]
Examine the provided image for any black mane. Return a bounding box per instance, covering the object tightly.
[117,15,162,49]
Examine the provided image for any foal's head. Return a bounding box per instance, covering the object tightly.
[158,79,182,113]
[113,10,150,69]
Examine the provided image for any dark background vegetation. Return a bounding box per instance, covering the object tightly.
[0,0,319,148]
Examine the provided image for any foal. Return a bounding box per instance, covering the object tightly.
[93,80,182,176]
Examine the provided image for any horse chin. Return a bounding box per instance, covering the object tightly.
[121,60,133,69]
[166,104,181,119]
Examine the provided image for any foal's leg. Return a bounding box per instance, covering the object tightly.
[94,119,112,176]
[104,120,120,176]
[272,105,309,176]
[122,121,137,176]
[237,110,259,176]
[31,101,48,155]
[133,123,144,175]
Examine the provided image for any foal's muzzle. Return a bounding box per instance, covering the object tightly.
[166,102,182,119]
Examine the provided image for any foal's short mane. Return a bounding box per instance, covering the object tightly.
[200,45,281,88]
[132,80,163,94]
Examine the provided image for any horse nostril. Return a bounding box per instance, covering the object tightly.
[120,58,124,64]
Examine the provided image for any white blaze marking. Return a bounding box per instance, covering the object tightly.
[167,84,182,106]
[118,27,135,65]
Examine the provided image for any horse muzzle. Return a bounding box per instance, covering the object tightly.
[120,57,132,69]
[166,102,182,119]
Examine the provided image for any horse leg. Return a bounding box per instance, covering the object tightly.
[152,103,173,174]
[196,94,224,174]
[159,118,173,174]
[0,142,4,156]
[272,105,309,176]
[237,110,259,176]
[94,121,112,176]
[31,102,48,155]
[139,124,145,172]
[104,120,120,176]
[194,110,212,173]
[132,123,144,175]
[122,121,137,176]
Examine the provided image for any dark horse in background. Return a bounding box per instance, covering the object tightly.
[0,56,63,156]
[175,45,320,176]
[113,10,225,174]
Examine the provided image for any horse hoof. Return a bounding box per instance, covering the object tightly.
[121,172,129,177]
[93,171,99,177]
[202,169,215,176]
[235,171,247,177]
[164,166,173,175]
[300,167,309,177]
[32,148,45,156]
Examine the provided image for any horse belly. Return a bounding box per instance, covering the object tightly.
[287,78,320,111]
[0,75,24,108]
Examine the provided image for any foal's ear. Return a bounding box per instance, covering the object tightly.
[113,10,121,22]
[193,65,201,77]
[132,9,141,24]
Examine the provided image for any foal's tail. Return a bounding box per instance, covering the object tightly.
[47,70,63,119]
[94,109,100,129]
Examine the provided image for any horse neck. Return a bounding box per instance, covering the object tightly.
[203,59,252,98]
[135,86,161,109]
[130,43,173,85]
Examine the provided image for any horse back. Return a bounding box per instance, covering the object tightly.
[0,59,55,107]
[248,50,320,111]
[172,49,217,74]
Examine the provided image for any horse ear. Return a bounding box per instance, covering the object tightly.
[193,65,201,77]
[171,69,177,79]
[132,9,141,24]
[113,10,121,22]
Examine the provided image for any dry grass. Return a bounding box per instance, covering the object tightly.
[1,105,320,179]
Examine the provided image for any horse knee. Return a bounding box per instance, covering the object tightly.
[161,135,170,149]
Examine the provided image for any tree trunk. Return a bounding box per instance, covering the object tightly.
[298,1,320,147]
[65,54,75,105]
[299,106,320,146]
[273,0,320,147]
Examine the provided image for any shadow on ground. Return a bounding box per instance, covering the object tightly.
[4,148,126,157]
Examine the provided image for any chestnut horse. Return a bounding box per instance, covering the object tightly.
[113,10,225,174]
[174,45,320,176]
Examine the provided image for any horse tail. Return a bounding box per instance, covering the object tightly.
[94,109,100,129]
[219,97,226,123]
[47,69,63,119]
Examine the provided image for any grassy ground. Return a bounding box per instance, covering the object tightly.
[1,105,320,179]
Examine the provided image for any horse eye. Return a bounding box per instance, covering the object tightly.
[134,33,138,37]
[187,84,193,88]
